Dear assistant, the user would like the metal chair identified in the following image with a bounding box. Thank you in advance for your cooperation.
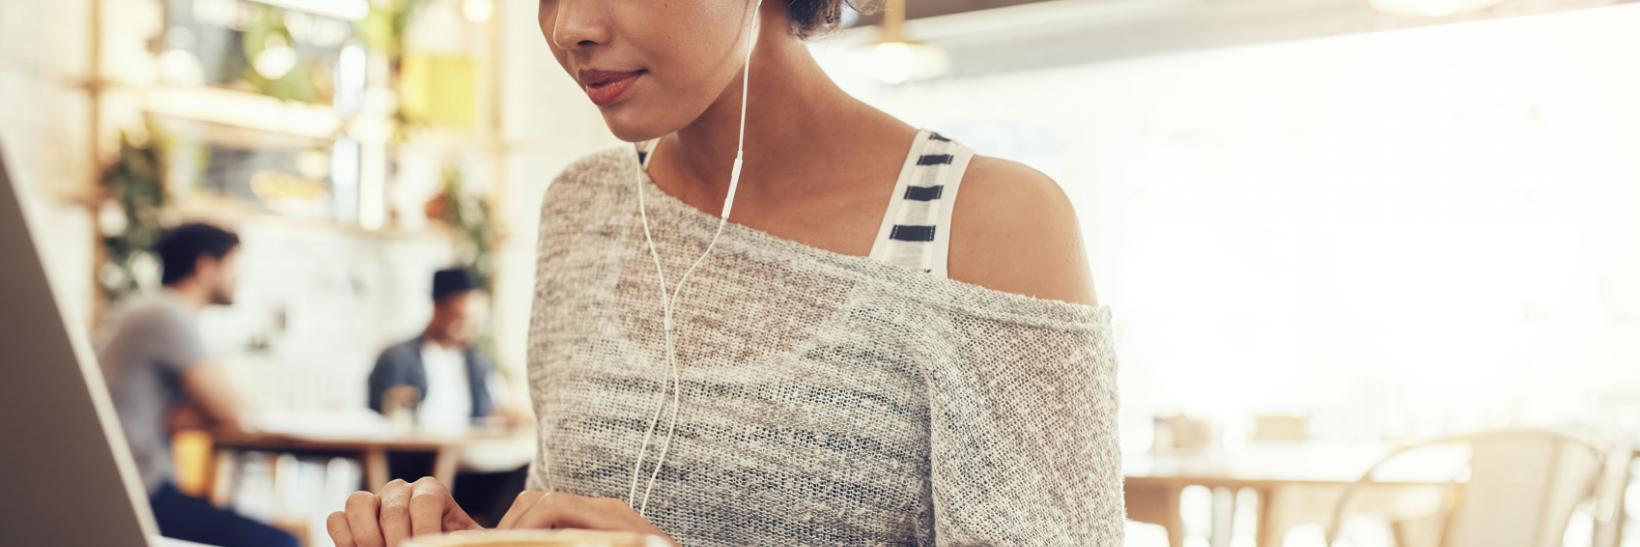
[1325,427,1628,547]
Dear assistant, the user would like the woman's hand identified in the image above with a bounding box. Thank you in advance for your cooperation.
[498,491,676,545]
[326,477,481,547]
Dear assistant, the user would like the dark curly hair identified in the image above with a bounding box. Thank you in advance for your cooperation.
[787,0,876,38]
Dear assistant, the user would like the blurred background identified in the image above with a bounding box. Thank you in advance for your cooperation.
[4,0,1640,545]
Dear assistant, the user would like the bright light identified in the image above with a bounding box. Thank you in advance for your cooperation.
[252,36,298,80]
[158,48,205,86]
[462,0,495,23]
[872,42,916,84]
[331,138,361,222]
[333,43,368,115]
[868,41,950,85]
[359,141,387,230]
[1368,0,1505,17]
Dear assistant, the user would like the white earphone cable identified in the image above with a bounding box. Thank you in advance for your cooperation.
[627,0,763,516]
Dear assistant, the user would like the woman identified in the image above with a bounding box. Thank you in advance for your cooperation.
[328,0,1121,545]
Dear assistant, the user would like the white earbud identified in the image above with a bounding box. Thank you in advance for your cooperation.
[627,0,765,517]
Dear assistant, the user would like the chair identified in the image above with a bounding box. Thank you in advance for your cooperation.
[1325,427,1628,547]
[1251,415,1311,443]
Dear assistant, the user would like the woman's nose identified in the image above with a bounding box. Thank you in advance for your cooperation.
[549,0,611,51]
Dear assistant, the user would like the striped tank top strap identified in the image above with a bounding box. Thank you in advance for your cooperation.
[867,130,975,278]
[636,138,658,169]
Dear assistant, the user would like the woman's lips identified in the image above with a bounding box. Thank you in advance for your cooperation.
[579,69,643,107]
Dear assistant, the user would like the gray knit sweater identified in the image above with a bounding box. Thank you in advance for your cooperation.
[524,147,1123,546]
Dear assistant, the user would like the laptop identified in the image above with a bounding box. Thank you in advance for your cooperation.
[0,147,203,546]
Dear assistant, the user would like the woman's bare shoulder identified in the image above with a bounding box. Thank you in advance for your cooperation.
[947,155,1099,306]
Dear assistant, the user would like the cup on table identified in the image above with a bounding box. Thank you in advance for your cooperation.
[402,529,670,547]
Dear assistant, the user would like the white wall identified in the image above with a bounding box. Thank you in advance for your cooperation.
[195,221,459,412]
[823,5,1640,441]
[489,0,622,380]
[0,0,99,330]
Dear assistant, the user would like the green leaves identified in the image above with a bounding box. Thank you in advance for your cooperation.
[98,126,170,303]
[361,0,432,61]
[430,167,499,291]
[240,5,322,103]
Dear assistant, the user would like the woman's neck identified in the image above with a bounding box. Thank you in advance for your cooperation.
[661,30,905,206]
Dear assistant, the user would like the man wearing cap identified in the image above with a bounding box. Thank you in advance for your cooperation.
[368,267,498,429]
[367,267,529,524]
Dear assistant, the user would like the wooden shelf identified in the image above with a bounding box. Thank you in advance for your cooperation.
[127,85,344,140]
[171,192,462,244]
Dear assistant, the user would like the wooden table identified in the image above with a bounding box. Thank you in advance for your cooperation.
[206,426,531,503]
[1125,443,1463,547]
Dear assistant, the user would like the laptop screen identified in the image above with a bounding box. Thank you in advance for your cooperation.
[0,149,160,545]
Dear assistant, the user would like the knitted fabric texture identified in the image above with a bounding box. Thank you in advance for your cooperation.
[524,147,1124,546]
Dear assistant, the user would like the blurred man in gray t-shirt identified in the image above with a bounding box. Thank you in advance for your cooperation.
[100,290,213,491]
[98,223,296,547]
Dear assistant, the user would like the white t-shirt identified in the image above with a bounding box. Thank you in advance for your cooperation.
[418,342,472,431]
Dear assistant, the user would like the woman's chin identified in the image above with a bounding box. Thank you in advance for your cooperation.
[600,107,672,144]
[599,95,712,144]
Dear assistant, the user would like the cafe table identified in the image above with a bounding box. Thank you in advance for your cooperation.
[203,413,532,505]
[1124,442,1464,547]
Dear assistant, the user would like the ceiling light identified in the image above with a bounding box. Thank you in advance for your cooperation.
[870,41,951,84]
[462,0,495,23]
[858,0,950,84]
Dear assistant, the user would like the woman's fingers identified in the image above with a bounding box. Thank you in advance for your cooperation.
[331,486,669,546]
[507,493,623,531]
[497,490,546,530]
[407,480,446,537]
[326,511,355,547]
[344,490,386,547]
[502,491,566,530]
[377,480,413,546]
[408,476,471,536]
[492,492,675,545]
[328,477,478,547]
